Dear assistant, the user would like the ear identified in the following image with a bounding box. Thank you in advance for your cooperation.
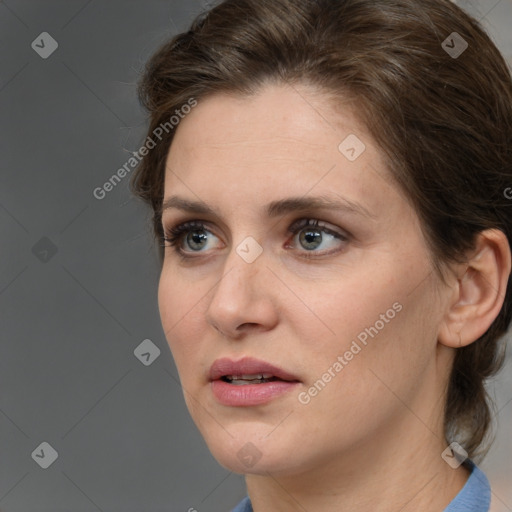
[438,229,511,348]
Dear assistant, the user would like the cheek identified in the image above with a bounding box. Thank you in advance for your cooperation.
[291,272,402,348]
[158,271,178,342]
[291,256,437,380]
[292,301,437,451]
[158,269,206,370]
[303,276,439,409]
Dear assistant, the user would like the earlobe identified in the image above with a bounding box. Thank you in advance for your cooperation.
[438,229,511,349]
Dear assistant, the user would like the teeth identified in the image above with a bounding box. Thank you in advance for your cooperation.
[226,373,274,380]
[223,373,278,384]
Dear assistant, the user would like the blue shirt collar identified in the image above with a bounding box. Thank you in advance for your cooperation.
[443,462,491,512]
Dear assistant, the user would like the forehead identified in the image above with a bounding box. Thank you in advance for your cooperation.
[168,84,367,157]
[163,83,401,221]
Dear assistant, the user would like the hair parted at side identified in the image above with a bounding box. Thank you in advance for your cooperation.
[131,0,512,461]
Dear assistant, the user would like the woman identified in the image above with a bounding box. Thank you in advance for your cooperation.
[130,0,512,510]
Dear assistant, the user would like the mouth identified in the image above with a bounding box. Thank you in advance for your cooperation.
[209,357,300,383]
[220,374,289,385]
[209,357,301,406]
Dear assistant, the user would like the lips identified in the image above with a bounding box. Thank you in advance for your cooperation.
[209,357,301,406]
[209,357,300,383]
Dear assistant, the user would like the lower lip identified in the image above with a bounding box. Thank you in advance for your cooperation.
[211,379,300,406]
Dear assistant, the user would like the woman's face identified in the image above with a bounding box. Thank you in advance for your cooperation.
[159,83,452,476]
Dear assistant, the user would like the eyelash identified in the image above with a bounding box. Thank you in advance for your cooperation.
[161,218,349,260]
[161,221,208,252]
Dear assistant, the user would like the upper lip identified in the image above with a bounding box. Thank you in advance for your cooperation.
[209,357,300,382]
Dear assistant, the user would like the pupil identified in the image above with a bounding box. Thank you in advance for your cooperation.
[300,229,322,250]
[188,230,208,250]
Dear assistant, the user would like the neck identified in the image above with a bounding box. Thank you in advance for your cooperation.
[245,410,470,512]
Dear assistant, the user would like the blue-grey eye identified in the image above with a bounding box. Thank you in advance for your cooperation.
[299,229,324,250]
[185,229,209,251]
[290,218,347,253]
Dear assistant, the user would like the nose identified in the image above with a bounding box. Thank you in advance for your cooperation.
[205,243,279,339]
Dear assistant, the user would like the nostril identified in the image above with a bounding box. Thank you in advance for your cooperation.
[239,322,259,330]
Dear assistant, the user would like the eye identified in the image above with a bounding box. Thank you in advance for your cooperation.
[161,221,222,255]
[286,218,348,256]
[162,218,349,260]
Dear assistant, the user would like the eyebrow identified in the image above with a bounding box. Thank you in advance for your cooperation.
[161,195,376,220]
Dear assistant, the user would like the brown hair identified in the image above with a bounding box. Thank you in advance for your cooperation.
[131,0,512,460]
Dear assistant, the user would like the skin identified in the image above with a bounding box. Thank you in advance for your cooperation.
[158,83,510,511]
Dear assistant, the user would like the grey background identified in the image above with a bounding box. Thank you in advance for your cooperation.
[0,1,511,511]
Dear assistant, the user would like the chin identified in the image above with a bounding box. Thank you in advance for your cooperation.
[202,427,305,476]
[213,447,295,476]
